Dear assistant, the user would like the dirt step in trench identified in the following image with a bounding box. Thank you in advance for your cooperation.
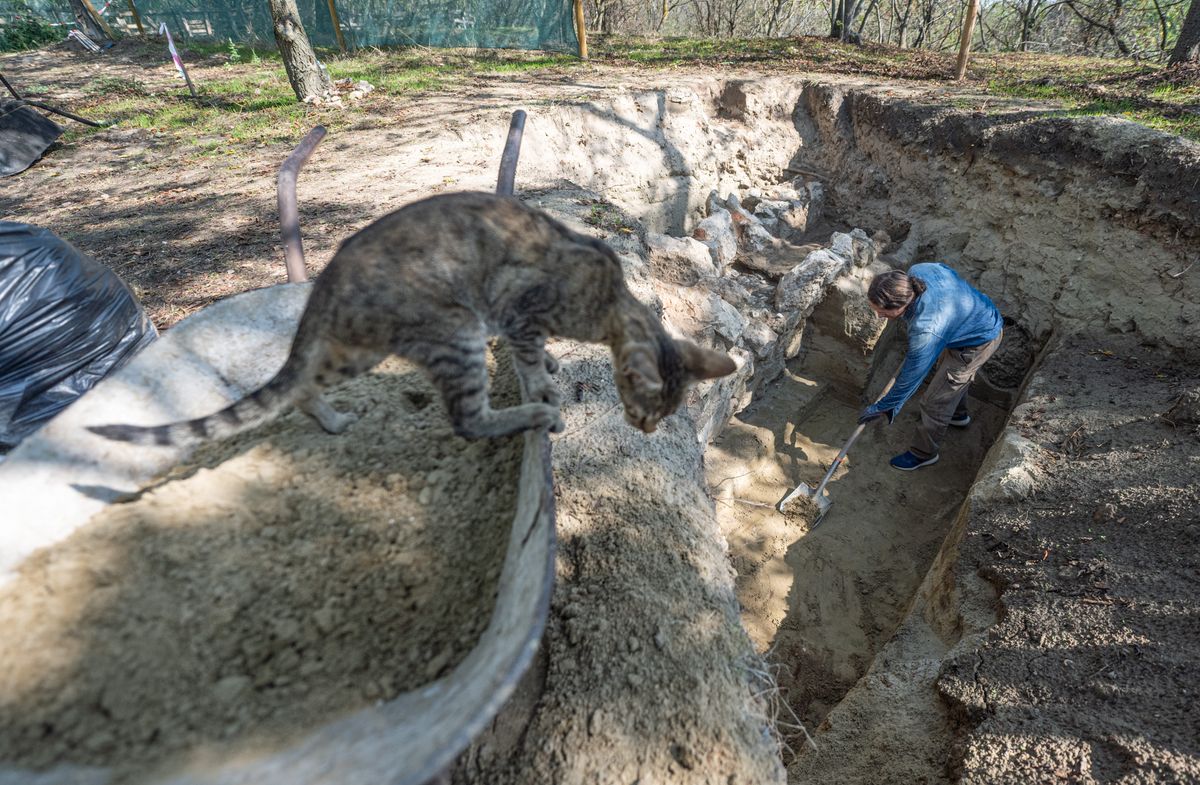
[707,363,1008,756]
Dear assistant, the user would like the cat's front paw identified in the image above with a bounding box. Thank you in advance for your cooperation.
[544,352,560,375]
[529,403,564,434]
[526,376,562,409]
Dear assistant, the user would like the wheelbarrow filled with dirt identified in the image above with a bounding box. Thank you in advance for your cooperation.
[0,280,556,785]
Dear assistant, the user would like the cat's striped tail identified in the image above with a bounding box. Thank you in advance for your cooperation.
[87,372,300,449]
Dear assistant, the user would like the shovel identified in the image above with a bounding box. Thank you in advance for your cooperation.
[776,367,900,525]
[776,423,867,525]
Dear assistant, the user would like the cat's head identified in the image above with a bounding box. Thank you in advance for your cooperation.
[615,337,737,433]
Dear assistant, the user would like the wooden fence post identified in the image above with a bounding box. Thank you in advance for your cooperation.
[80,0,117,39]
[125,0,145,35]
[326,0,347,53]
[955,0,980,80]
[573,0,588,60]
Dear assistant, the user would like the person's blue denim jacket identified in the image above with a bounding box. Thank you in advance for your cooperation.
[864,263,1003,421]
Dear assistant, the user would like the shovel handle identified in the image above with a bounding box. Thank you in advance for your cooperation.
[807,364,901,500]
[778,362,902,514]
[809,422,866,499]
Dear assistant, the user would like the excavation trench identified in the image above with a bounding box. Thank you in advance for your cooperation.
[706,316,1026,740]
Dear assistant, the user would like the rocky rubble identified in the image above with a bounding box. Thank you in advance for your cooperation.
[632,178,891,443]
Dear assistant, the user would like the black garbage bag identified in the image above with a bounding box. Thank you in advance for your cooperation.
[0,99,63,177]
[0,222,157,449]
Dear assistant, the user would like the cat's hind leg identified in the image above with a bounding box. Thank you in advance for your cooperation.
[299,341,387,434]
[297,393,356,434]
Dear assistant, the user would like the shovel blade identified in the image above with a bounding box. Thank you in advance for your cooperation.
[777,483,832,514]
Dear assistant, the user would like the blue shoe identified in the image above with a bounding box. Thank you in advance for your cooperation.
[890,451,939,471]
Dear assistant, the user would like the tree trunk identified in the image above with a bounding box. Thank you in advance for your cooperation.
[66,0,112,42]
[267,0,332,102]
[1170,0,1200,64]
[955,0,980,79]
[1018,0,1033,50]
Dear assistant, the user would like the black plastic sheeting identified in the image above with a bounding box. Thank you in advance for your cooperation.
[0,99,62,177]
[0,222,156,449]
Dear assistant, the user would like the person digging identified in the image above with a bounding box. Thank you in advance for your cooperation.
[859,264,1003,471]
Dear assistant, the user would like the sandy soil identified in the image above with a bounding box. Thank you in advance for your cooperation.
[0,358,522,782]
[938,333,1200,783]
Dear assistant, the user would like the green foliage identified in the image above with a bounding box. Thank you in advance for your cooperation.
[0,9,59,52]
[225,37,241,64]
[582,199,638,234]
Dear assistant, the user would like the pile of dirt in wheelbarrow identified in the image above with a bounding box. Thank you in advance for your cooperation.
[0,357,522,781]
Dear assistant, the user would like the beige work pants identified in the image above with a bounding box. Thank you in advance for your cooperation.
[910,331,1003,459]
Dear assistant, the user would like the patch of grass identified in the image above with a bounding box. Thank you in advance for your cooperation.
[69,68,352,156]
[984,76,1200,140]
[325,52,458,95]
[200,71,296,110]
[1066,100,1200,139]
[189,39,282,64]
[475,53,576,72]
[581,199,638,234]
[85,75,150,97]
[18,82,54,95]
[1147,81,1200,105]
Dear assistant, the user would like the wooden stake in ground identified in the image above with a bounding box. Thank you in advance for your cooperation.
[159,22,198,99]
[268,0,333,102]
[326,0,347,53]
[125,0,145,35]
[955,0,981,80]
[573,0,588,60]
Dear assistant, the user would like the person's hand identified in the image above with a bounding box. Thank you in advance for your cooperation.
[857,407,886,425]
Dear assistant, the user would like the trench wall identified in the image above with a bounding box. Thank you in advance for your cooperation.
[791,83,1200,353]
[505,78,1199,354]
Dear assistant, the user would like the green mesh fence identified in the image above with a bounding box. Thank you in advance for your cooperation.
[1,0,578,53]
[0,1,74,27]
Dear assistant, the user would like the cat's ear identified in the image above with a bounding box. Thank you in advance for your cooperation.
[677,339,737,381]
[621,346,663,394]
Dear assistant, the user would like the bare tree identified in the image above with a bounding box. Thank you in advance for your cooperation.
[764,0,797,35]
[1012,0,1062,50]
[854,0,880,38]
[890,0,916,46]
[1064,0,1133,55]
[1170,0,1200,62]
[830,0,863,39]
[267,0,333,101]
[910,0,956,48]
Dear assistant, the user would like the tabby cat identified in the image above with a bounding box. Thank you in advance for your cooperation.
[89,192,736,447]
